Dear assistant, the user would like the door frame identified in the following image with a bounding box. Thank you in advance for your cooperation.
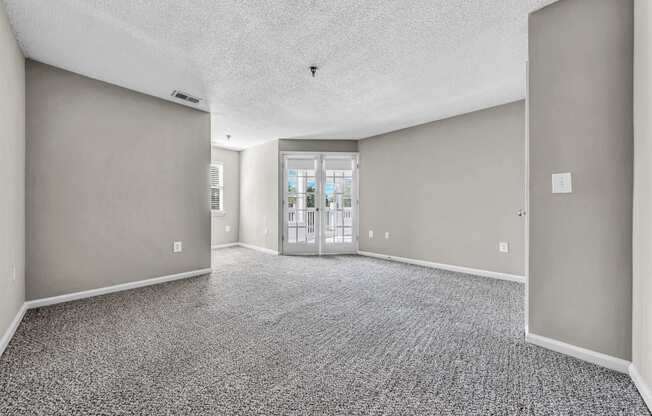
[279,151,360,256]
[524,61,531,334]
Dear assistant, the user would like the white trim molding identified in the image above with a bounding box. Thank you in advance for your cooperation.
[1,267,212,358]
[237,242,279,255]
[0,303,28,358]
[526,332,630,374]
[211,242,279,255]
[630,364,652,412]
[211,243,239,250]
[25,268,212,309]
[357,250,525,284]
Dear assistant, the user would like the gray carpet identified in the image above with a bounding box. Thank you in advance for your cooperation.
[0,247,649,415]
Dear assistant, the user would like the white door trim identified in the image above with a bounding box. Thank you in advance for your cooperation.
[524,60,531,334]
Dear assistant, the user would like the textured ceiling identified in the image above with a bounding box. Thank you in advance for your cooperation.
[4,0,557,149]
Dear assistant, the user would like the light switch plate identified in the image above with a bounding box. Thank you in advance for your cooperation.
[173,241,183,253]
[368,230,374,239]
[225,225,231,233]
[552,173,572,194]
[385,232,390,239]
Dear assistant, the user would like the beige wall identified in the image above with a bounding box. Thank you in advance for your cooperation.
[634,0,652,405]
[0,3,25,339]
[359,101,526,276]
[528,0,633,360]
[239,140,279,252]
[211,146,240,246]
[26,61,211,300]
[279,139,358,153]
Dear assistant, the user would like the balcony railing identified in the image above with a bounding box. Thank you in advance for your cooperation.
[287,208,353,244]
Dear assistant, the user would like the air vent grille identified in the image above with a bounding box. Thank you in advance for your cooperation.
[171,90,201,104]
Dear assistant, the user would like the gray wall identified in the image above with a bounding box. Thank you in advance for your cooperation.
[26,61,211,300]
[359,101,526,276]
[279,139,358,153]
[239,139,279,252]
[634,0,652,398]
[0,3,25,339]
[528,0,633,360]
[211,146,240,246]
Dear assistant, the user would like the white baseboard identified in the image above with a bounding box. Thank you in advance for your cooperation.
[525,332,630,373]
[630,364,652,412]
[357,250,525,284]
[211,243,239,249]
[25,268,212,309]
[0,303,28,358]
[237,242,279,255]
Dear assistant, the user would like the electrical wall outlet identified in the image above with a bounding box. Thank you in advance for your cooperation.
[11,264,16,282]
[225,225,231,233]
[499,242,509,253]
[385,232,390,239]
[173,241,183,253]
[368,230,374,239]
[264,228,269,235]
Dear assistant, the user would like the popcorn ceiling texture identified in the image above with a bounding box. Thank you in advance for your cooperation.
[2,0,557,148]
[0,247,649,415]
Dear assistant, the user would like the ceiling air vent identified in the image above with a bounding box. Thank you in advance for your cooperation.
[171,90,201,104]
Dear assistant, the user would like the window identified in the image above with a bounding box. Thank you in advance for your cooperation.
[210,162,224,214]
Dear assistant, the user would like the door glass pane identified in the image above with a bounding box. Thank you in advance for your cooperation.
[288,227,297,243]
[306,178,316,192]
[297,226,306,243]
[288,177,298,194]
[307,193,316,208]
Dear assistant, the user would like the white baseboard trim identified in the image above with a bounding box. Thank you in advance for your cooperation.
[357,250,525,284]
[0,303,28,358]
[211,243,239,249]
[237,243,279,255]
[630,364,652,412]
[25,268,213,309]
[525,332,630,373]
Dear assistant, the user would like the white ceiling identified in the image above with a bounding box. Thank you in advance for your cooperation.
[4,0,557,149]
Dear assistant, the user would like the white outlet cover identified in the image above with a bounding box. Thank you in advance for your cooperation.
[385,232,390,239]
[11,265,16,282]
[173,241,183,253]
[552,172,572,194]
[499,242,509,253]
[225,225,231,232]
[368,230,374,239]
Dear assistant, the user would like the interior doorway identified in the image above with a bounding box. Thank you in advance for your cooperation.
[281,152,359,255]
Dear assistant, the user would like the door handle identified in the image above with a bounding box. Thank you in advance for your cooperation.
[517,209,526,217]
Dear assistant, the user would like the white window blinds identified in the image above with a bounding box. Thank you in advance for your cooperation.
[210,162,224,211]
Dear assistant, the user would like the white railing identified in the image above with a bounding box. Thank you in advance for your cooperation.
[288,209,316,235]
[288,208,352,229]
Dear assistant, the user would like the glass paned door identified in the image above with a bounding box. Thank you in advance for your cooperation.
[322,157,357,254]
[282,153,358,255]
[283,156,320,254]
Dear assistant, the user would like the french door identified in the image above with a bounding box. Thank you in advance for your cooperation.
[282,153,358,255]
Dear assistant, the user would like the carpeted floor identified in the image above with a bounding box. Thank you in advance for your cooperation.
[0,247,649,415]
